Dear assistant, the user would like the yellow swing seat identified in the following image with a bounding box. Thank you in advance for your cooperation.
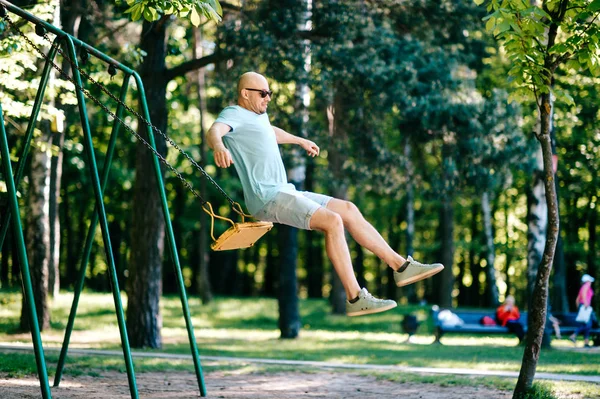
[211,221,273,251]
[204,202,273,251]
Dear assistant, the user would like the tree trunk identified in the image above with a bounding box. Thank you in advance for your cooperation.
[126,18,169,349]
[504,193,513,297]
[304,158,323,298]
[436,195,454,308]
[21,119,52,331]
[61,182,76,287]
[48,2,69,298]
[327,89,349,315]
[468,202,480,307]
[433,143,455,308]
[525,148,547,303]
[402,138,417,303]
[278,179,302,339]
[279,1,311,333]
[552,234,568,313]
[0,232,10,287]
[549,92,568,313]
[514,89,560,396]
[48,126,64,298]
[162,183,183,295]
[588,197,597,311]
[263,230,278,296]
[482,191,499,307]
[193,25,213,304]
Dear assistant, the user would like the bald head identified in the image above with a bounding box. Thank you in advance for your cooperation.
[237,72,272,114]
[237,72,268,97]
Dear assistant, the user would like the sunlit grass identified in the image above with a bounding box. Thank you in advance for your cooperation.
[1,290,599,380]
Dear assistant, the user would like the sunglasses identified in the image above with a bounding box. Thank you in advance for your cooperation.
[245,88,273,98]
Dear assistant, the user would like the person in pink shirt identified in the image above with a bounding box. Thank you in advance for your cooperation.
[569,274,595,347]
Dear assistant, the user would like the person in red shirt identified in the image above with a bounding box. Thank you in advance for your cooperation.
[496,295,525,343]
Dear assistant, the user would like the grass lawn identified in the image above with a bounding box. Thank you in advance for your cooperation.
[1,289,599,398]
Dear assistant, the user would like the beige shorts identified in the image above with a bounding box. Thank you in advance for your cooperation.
[253,190,332,230]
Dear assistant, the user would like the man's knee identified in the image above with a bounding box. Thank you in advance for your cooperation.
[310,208,344,232]
[338,200,362,223]
[328,199,360,218]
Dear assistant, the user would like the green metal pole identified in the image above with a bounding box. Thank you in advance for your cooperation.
[63,36,139,399]
[0,105,52,399]
[0,41,60,252]
[54,77,131,387]
[132,72,207,397]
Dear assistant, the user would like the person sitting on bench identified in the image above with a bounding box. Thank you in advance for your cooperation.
[496,295,525,343]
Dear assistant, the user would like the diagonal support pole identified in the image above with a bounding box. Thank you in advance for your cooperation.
[62,35,139,399]
[54,77,131,387]
[133,72,207,396]
[0,104,52,399]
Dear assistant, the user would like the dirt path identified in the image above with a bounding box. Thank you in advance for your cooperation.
[0,371,512,399]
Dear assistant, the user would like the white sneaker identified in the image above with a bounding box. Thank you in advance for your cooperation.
[394,256,444,287]
[346,288,397,317]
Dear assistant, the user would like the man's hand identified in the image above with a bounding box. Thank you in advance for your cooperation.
[213,144,234,168]
[300,138,319,157]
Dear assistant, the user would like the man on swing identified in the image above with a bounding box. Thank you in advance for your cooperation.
[208,72,444,316]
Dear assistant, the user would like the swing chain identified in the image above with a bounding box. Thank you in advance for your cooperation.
[2,11,245,212]
[2,12,211,206]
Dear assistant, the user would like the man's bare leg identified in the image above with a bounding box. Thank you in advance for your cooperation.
[309,207,361,300]
[326,199,406,271]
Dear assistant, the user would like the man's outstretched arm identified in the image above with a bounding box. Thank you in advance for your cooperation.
[273,126,319,157]
[207,122,234,168]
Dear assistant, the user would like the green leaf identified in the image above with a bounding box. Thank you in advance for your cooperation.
[549,43,568,54]
[474,0,485,5]
[190,7,201,26]
[496,19,511,33]
[143,8,153,21]
[126,3,143,21]
[207,0,223,16]
[589,0,600,12]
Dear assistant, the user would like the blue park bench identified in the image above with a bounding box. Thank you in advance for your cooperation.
[431,307,600,345]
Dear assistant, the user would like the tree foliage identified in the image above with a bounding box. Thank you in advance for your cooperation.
[477,0,600,104]
[116,0,223,25]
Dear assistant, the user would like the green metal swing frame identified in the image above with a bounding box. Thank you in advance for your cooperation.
[0,1,208,398]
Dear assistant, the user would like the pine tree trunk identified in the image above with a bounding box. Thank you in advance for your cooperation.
[327,89,349,315]
[433,143,455,308]
[482,191,499,307]
[588,198,597,310]
[1,233,10,287]
[193,26,213,304]
[436,195,454,308]
[47,2,68,298]
[304,159,323,298]
[468,202,480,307]
[48,128,63,298]
[278,179,302,339]
[21,119,52,331]
[126,18,169,349]
[279,2,311,332]
[263,231,278,296]
[402,138,417,303]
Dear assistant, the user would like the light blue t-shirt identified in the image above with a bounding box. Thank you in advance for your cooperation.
[215,105,294,214]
